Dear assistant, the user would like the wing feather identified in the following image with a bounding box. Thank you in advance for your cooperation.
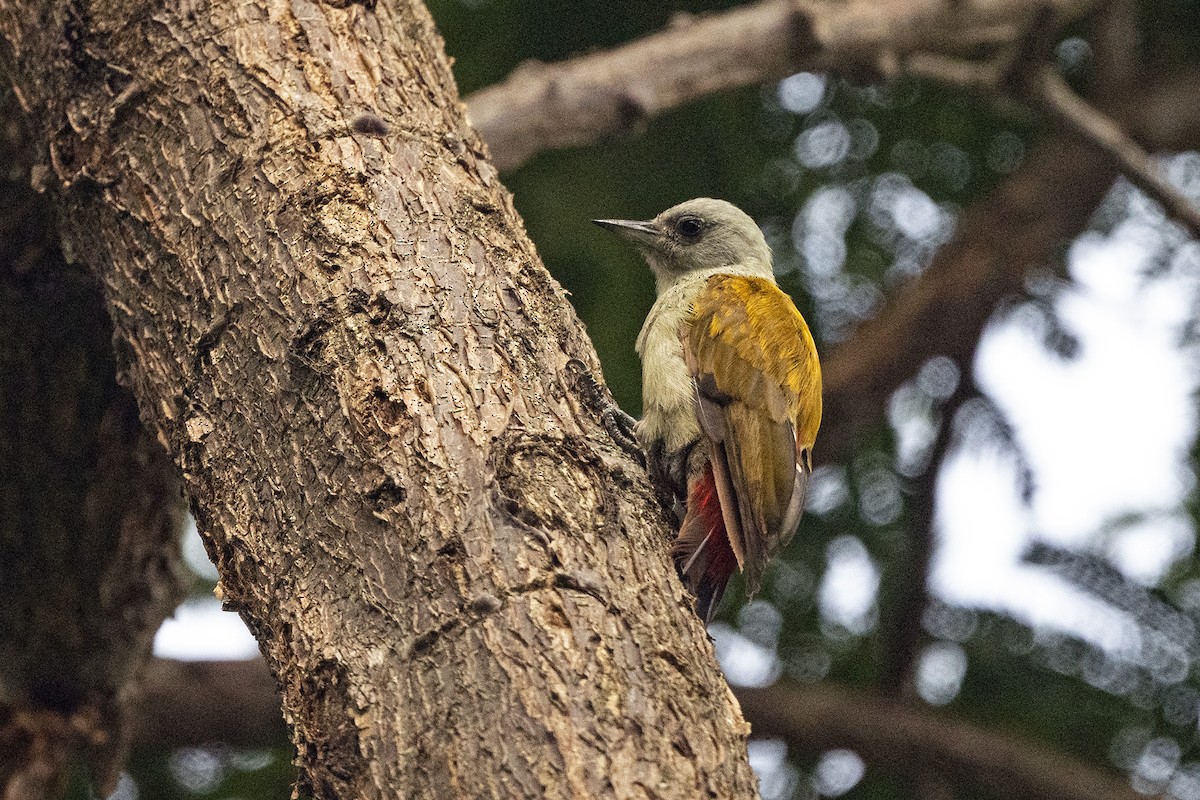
[707,442,746,567]
[683,274,822,595]
[779,462,811,555]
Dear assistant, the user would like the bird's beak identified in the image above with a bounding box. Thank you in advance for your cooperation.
[592,218,660,246]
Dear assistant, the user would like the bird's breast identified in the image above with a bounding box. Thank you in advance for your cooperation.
[635,272,728,454]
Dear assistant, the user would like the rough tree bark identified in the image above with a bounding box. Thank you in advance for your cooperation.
[0,96,186,799]
[0,0,760,798]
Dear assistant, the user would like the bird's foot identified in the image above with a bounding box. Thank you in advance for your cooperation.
[566,359,645,466]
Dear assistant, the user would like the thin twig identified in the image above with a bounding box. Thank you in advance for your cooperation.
[904,49,1200,240]
[901,51,1002,92]
[1030,66,1200,239]
[899,51,1036,123]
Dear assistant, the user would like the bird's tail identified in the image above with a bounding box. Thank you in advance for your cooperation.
[673,462,737,623]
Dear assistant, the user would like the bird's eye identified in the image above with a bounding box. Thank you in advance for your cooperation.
[676,216,703,240]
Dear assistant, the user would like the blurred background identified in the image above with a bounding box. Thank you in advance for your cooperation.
[105,0,1200,798]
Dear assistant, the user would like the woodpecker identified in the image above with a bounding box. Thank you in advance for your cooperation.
[595,198,822,622]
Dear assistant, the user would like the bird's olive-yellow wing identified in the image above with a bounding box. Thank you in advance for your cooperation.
[683,274,822,592]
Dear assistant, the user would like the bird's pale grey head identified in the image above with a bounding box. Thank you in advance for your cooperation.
[594,198,773,293]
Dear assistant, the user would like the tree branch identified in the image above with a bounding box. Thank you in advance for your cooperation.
[816,62,1200,459]
[466,0,1100,172]
[817,134,1116,458]
[466,6,1200,466]
[1029,66,1200,238]
[881,371,977,697]
[135,658,1143,800]
[737,681,1142,800]
[903,53,1200,239]
[135,659,287,749]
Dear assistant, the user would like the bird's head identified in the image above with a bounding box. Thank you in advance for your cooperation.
[594,198,773,293]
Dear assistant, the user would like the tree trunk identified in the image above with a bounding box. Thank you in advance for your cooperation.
[0,0,758,797]
[0,94,186,799]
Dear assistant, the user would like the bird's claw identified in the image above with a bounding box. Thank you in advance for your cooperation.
[566,359,645,466]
